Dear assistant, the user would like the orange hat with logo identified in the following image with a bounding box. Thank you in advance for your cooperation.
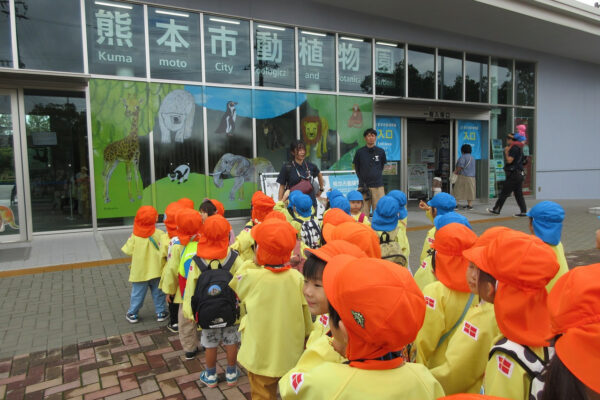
[176,208,202,246]
[324,221,381,258]
[177,197,195,210]
[133,206,157,238]
[321,208,354,240]
[251,191,275,223]
[197,214,232,260]
[323,256,425,370]
[305,240,367,262]
[164,202,183,238]
[251,218,297,265]
[431,223,477,293]
[263,210,287,222]
[548,263,600,394]
[463,230,558,346]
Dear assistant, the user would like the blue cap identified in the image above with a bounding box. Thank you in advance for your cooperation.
[330,196,351,215]
[433,212,472,230]
[526,201,564,245]
[388,190,408,220]
[294,193,313,218]
[427,192,456,216]
[327,189,344,201]
[346,190,363,202]
[371,196,400,232]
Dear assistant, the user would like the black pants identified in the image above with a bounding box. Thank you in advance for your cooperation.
[168,298,178,325]
[493,170,527,213]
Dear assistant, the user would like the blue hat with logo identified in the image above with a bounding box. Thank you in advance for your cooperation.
[526,201,564,246]
[372,196,400,232]
[427,192,456,216]
[327,189,344,201]
[330,196,351,215]
[346,190,363,202]
[294,193,313,218]
[388,190,408,220]
[434,212,472,231]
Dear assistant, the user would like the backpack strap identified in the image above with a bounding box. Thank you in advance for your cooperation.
[192,255,211,273]
[149,236,160,251]
[436,293,475,349]
[379,232,391,244]
[358,213,365,223]
[488,338,546,378]
[221,250,239,271]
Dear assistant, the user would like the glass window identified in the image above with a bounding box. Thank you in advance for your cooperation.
[298,94,337,170]
[204,15,251,85]
[515,61,535,106]
[205,87,253,217]
[465,53,488,103]
[338,37,372,94]
[489,107,513,198]
[490,58,513,105]
[0,94,21,239]
[408,45,435,99]
[24,90,91,231]
[0,4,12,68]
[16,0,83,72]
[375,41,404,96]
[148,7,202,82]
[438,49,463,101]
[338,96,373,170]
[254,23,295,89]
[298,30,335,92]
[86,0,146,77]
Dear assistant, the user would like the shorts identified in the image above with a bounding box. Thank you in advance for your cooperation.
[200,325,240,348]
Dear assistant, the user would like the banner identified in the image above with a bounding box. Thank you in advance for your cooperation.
[375,116,401,161]
[457,120,482,159]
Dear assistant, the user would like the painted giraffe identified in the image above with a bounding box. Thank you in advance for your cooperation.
[102,97,144,203]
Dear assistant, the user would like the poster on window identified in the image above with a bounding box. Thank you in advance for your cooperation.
[457,120,482,159]
[375,116,401,161]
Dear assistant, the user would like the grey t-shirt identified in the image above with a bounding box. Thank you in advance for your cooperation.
[457,154,476,177]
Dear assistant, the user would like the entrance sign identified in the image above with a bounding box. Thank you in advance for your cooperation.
[457,120,482,159]
[204,15,251,85]
[375,116,401,161]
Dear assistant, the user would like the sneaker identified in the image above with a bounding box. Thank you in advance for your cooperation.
[185,348,199,360]
[225,368,239,386]
[125,313,138,324]
[466,206,473,210]
[156,312,169,322]
[166,323,178,333]
[199,370,218,388]
[514,213,528,217]
[487,208,500,215]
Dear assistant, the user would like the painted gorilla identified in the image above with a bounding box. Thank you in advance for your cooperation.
[213,153,275,201]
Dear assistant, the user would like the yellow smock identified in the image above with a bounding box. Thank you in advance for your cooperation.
[305,313,330,349]
[419,226,436,265]
[230,222,256,263]
[291,334,345,373]
[230,267,312,377]
[414,253,436,290]
[350,212,371,226]
[121,229,168,282]
[159,238,183,302]
[546,242,569,291]
[397,218,410,260]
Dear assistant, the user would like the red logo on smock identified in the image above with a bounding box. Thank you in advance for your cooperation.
[497,355,514,378]
[290,373,304,393]
[424,296,436,309]
[319,314,329,327]
[462,321,479,340]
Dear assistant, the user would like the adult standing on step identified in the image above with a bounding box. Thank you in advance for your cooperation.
[488,132,528,216]
[353,128,387,216]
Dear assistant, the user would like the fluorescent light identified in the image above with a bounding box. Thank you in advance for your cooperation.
[209,17,240,25]
[340,36,364,42]
[156,10,189,18]
[257,24,285,31]
[301,30,326,37]
[94,1,132,9]
[377,41,398,47]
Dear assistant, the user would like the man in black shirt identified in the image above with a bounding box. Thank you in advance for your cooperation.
[487,133,528,216]
[353,128,387,216]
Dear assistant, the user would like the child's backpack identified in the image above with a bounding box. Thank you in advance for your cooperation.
[379,228,408,267]
[293,216,322,250]
[190,250,239,329]
[488,338,553,400]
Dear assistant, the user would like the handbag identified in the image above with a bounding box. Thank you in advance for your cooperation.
[290,179,313,194]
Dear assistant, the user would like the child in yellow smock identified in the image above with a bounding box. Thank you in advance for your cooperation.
[230,191,274,262]
[347,190,370,225]
[371,195,408,267]
[388,190,410,260]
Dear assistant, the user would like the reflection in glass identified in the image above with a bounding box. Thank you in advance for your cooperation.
[338,37,372,94]
[375,42,404,96]
[515,61,535,106]
[204,15,251,85]
[338,96,373,171]
[16,0,83,72]
[0,95,20,238]
[438,50,463,101]
[24,90,91,231]
[0,4,12,68]
[254,24,295,89]
[490,58,513,105]
[490,107,513,197]
[465,54,488,103]
[515,108,534,194]
[408,45,435,99]
[299,94,337,171]
[298,31,335,91]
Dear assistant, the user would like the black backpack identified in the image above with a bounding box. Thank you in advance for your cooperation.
[292,214,322,249]
[190,250,239,329]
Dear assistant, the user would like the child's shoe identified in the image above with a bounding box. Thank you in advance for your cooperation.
[225,367,239,386]
[185,347,199,360]
[166,323,178,333]
[199,370,218,388]
[125,313,138,324]
[156,312,169,322]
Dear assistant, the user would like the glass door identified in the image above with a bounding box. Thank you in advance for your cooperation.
[0,90,26,242]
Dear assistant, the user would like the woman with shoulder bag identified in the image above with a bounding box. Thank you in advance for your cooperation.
[453,144,476,210]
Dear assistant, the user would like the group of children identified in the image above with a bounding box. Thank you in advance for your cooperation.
[121,190,600,400]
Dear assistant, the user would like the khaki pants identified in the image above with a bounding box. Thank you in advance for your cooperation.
[247,371,280,400]
[178,304,198,352]
[361,186,385,216]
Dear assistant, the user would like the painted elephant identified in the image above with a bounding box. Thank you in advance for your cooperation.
[213,153,275,200]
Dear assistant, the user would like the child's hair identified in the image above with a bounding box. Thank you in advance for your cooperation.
[303,253,327,281]
[199,199,217,216]
[540,354,587,400]
[328,302,342,329]
[434,170,442,178]
[478,268,496,288]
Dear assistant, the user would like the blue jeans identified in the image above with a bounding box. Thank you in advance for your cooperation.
[128,278,166,315]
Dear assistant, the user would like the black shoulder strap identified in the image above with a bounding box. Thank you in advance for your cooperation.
[488,339,545,378]
[192,255,210,273]
[221,250,239,271]
[380,231,391,244]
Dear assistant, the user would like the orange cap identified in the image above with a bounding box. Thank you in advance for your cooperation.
[323,256,425,370]
[164,202,183,238]
[133,206,157,238]
[469,230,558,346]
[324,221,381,258]
[431,223,477,292]
[197,214,232,260]
[251,191,275,223]
[251,219,297,265]
[177,197,195,210]
[176,209,202,246]
[207,199,225,216]
[264,210,287,222]
[305,240,367,262]
[548,263,600,394]
[440,395,511,400]
[321,208,355,240]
